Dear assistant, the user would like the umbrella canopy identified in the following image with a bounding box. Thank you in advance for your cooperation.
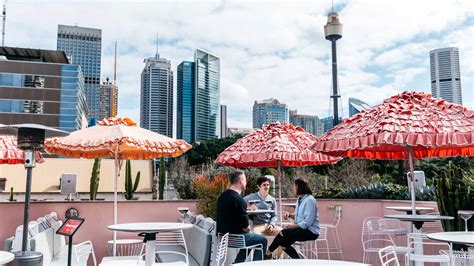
[311,91,474,216]
[44,117,191,159]
[0,134,44,164]
[311,91,474,159]
[216,122,341,167]
[43,116,191,256]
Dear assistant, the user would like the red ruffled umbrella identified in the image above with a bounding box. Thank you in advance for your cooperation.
[216,122,341,222]
[0,134,43,164]
[311,91,474,214]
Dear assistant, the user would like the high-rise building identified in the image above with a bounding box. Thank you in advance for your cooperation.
[57,24,102,120]
[220,105,227,138]
[0,47,87,132]
[253,98,289,129]
[430,47,462,105]
[99,77,118,119]
[140,53,173,137]
[289,110,323,136]
[194,49,220,142]
[320,116,342,133]
[348,97,371,117]
[177,61,195,143]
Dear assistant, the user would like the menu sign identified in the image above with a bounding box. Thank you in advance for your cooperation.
[56,218,84,236]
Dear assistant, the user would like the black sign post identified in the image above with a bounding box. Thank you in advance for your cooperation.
[56,217,85,266]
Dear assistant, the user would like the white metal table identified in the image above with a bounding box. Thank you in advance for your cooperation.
[385,206,434,214]
[234,259,370,265]
[108,222,193,266]
[427,232,474,246]
[0,251,14,265]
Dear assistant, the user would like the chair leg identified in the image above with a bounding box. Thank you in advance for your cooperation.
[325,240,330,260]
[334,228,343,259]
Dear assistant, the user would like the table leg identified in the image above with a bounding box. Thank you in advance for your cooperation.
[412,222,425,266]
[139,233,157,266]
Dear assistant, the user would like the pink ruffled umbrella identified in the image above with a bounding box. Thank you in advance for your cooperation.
[0,133,43,164]
[311,91,474,214]
[216,122,341,222]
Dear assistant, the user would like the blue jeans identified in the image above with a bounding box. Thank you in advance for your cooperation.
[234,232,268,263]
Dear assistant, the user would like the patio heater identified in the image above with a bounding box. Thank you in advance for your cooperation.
[0,124,68,266]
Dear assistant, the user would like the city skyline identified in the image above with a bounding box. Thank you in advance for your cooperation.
[5,0,473,129]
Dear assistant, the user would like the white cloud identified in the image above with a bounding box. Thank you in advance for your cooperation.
[4,0,473,129]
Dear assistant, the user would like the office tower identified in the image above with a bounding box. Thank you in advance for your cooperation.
[320,116,342,133]
[289,110,323,136]
[99,77,118,119]
[220,105,227,138]
[140,53,173,137]
[324,9,343,127]
[430,47,462,105]
[227,127,257,137]
[253,98,289,129]
[57,24,102,120]
[348,97,371,117]
[0,47,87,132]
[194,49,220,142]
[177,61,195,143]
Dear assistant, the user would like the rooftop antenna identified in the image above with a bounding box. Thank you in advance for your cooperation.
[113,41,117,85]
[155,32,159,59]
[2,0,6,46]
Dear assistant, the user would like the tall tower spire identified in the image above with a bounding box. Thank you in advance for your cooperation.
[113,41,117,85]
[1,0,6,46]
[324,6,343,127]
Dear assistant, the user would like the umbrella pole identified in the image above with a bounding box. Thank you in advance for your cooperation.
[408,147,416,216]
[21,151,35,251]
[113,155,123,256]
[278,161,283,227]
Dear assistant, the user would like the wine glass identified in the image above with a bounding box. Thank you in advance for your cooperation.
[177,207,189,216]
[458,210,473,232]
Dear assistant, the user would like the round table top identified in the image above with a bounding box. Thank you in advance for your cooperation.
[108,222,193,233]
[427,232,474,245]
[234,259,370,266]
[384,214,454,222]
[385,206,434,212]
[458,210,474,215]
[0,251,15,264]
[247,209,275,214]
[281,203,297,206]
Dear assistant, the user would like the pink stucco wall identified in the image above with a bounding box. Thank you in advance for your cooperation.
[0,199,439,263]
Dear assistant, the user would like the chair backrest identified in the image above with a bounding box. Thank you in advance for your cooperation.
[379,246,400,266]
[226,234,246,249]
[216,233,229,266]
[30,228,54,264]
[361,217,383,243]
[362,238,395,251]
[155,230,188,266]
[12,221,39,252]
[36,217,48,232]
[331,205,342,226]
[73,241,97,266]
[407,233,451,263]
[379,219,401,230]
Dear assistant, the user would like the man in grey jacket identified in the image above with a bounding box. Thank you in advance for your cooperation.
[244,176,282,258]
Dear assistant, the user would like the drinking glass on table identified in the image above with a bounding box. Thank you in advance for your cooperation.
[458,211,473,232]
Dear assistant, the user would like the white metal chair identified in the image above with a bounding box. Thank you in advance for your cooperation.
[220,233,264,262]
[154,230,189,265]
[107,239,144,256]
[378,246,401,266]
[297,226,330,259]
[440,250,474,266]
[320,205,343,259]
[407,233,451,265]
[378,218,408,246]
[73,240,97,266]
[216,233,229,266]
[362,218,406,265]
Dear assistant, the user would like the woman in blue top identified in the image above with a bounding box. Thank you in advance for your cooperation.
[266,179,320,259]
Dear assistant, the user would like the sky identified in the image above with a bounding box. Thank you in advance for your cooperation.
[5,0,474,129]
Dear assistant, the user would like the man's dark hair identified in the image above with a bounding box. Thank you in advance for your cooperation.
[229,170,245,185]
[256,176,271,186]
[294,178,312,195]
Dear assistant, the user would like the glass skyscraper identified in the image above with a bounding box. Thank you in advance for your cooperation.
[177,61,195,143]
[194,49,220,142]
[57,24,102,120]
[253,98,289,129]
[289,110,323,136]
[348,97,371,117]
[140,53,173,138]
[430,47,462,105]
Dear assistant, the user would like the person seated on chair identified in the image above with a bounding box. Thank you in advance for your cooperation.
[266,178,320,259]
[216,170,268,262]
